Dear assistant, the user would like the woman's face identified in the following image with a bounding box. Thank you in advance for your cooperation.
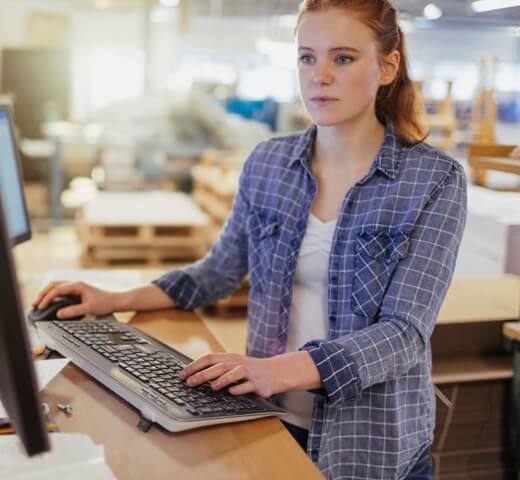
[296,8,398,127]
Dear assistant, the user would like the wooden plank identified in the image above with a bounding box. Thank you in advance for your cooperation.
[82,192,209,226]
[82,245,207,267]
[432,355,512,384]
[503,321,520,342]
[468,155,520,176]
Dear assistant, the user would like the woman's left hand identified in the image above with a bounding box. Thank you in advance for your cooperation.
[179,351,322,398]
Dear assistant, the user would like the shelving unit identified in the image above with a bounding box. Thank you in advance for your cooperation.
[431,275,520,478]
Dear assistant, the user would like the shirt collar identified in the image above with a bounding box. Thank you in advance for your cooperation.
[289,120,403,180]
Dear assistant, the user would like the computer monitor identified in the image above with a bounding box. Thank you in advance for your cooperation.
[0,193,49,456]
[0,104,31,245]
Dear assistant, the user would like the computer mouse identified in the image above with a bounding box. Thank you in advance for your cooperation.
[27,296,84,324]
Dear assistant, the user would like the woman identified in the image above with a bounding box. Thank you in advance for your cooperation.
[35,1,467,478]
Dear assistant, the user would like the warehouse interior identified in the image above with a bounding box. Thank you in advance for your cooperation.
[1,0,520,478]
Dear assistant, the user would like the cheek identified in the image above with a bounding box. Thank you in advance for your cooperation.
[343,63,381,95]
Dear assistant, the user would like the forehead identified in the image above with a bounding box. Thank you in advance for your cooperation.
[297,8,376,51]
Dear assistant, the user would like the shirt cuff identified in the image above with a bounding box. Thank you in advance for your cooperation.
[301,340,362,406]
[151,270,200,310]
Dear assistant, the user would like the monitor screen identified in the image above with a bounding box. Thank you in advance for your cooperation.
[0,105,31,245]
[0,193,49,456]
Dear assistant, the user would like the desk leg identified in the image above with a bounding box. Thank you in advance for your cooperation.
[510,342,520,478]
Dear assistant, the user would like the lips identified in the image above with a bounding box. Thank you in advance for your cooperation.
[310,96,339,105]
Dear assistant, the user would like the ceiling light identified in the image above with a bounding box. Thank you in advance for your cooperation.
[95,0,112,8]
[423,3,442,20]
[160,0,180,7]
[471,0,520,12]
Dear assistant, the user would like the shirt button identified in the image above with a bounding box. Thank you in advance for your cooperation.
[329,315,336,322]
[338,235,345,242]
[331,276,339,283]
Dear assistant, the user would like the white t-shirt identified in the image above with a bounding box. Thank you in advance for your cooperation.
[278,213,337,430]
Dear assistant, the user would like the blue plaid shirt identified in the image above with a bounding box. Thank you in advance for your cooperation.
[153,121,467,480]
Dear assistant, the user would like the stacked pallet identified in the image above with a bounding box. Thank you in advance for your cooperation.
[192,150,249,315]
[78,191,210,267]
[192,149,244,242]
[415,80,457,152]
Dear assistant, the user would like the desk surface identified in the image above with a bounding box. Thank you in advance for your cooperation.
[40,309,323,480]
[437,275,520,324]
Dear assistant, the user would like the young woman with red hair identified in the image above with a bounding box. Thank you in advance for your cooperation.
[36,1,466,478]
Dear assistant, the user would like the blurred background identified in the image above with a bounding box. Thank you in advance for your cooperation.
[3,2,520,478]
[1,0,520,293]
[2,0,520,305]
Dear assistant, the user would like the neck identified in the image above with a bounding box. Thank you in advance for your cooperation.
[314,112,386,168]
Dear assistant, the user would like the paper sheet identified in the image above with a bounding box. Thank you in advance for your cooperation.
[0,433,116,479]
[0,359,70,421]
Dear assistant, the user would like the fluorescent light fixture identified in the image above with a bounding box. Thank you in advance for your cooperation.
[471,0,520,12]
[160,0,180,7]
[423,3,442,20]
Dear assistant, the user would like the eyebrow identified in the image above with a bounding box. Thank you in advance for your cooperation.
[298,46,360,53]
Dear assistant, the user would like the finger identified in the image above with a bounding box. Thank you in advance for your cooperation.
[38,282,83,310]
[229,380,255,396]
[33,281,63,307]
[185,363,230,387]
[211,365,248,391]
[180,353,230,379]
[56,304,87,320]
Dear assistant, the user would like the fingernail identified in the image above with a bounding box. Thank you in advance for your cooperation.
[187,377,195,386]
[212,382,220,390]
[178,371,186,379]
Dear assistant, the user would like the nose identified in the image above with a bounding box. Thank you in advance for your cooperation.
[313,61,333,85]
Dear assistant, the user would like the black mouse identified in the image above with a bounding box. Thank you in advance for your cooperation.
[28,296,84,324]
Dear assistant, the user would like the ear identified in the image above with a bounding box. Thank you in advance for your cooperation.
[380,50,400,86]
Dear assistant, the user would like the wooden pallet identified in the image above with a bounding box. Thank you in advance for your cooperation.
[191,161,239,228]
[77,192,211,265]
[81,245,207,268]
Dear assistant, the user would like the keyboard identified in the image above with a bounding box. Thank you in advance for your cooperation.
[36,317,285,432]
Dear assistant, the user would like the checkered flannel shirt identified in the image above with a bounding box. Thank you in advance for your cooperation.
[153,121,467,479]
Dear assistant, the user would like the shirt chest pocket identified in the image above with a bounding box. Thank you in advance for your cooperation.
[246,211,280,293]
[351,230,410,320]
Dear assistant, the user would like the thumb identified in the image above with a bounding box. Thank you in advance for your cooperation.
[57,304,87,319]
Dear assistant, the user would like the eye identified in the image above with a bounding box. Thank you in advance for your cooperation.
[335,55,353,65]
[299,54,315,64]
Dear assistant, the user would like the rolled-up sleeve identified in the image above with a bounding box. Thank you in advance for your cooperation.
[152,151,254,310]
[302,162,467,406]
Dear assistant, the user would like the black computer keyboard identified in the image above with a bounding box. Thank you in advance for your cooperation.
[49,319,274,419]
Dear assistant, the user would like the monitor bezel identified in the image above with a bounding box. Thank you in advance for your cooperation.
[0,192,49,456]
[0,103,32,246]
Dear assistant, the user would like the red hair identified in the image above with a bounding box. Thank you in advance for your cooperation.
[296,0,425,146]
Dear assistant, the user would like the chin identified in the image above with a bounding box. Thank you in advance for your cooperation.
[310,114,351,127]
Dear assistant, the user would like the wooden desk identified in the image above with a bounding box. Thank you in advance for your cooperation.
[39,309,323,480]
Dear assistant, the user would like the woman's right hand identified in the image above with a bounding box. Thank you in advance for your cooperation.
[33,281,119,319]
